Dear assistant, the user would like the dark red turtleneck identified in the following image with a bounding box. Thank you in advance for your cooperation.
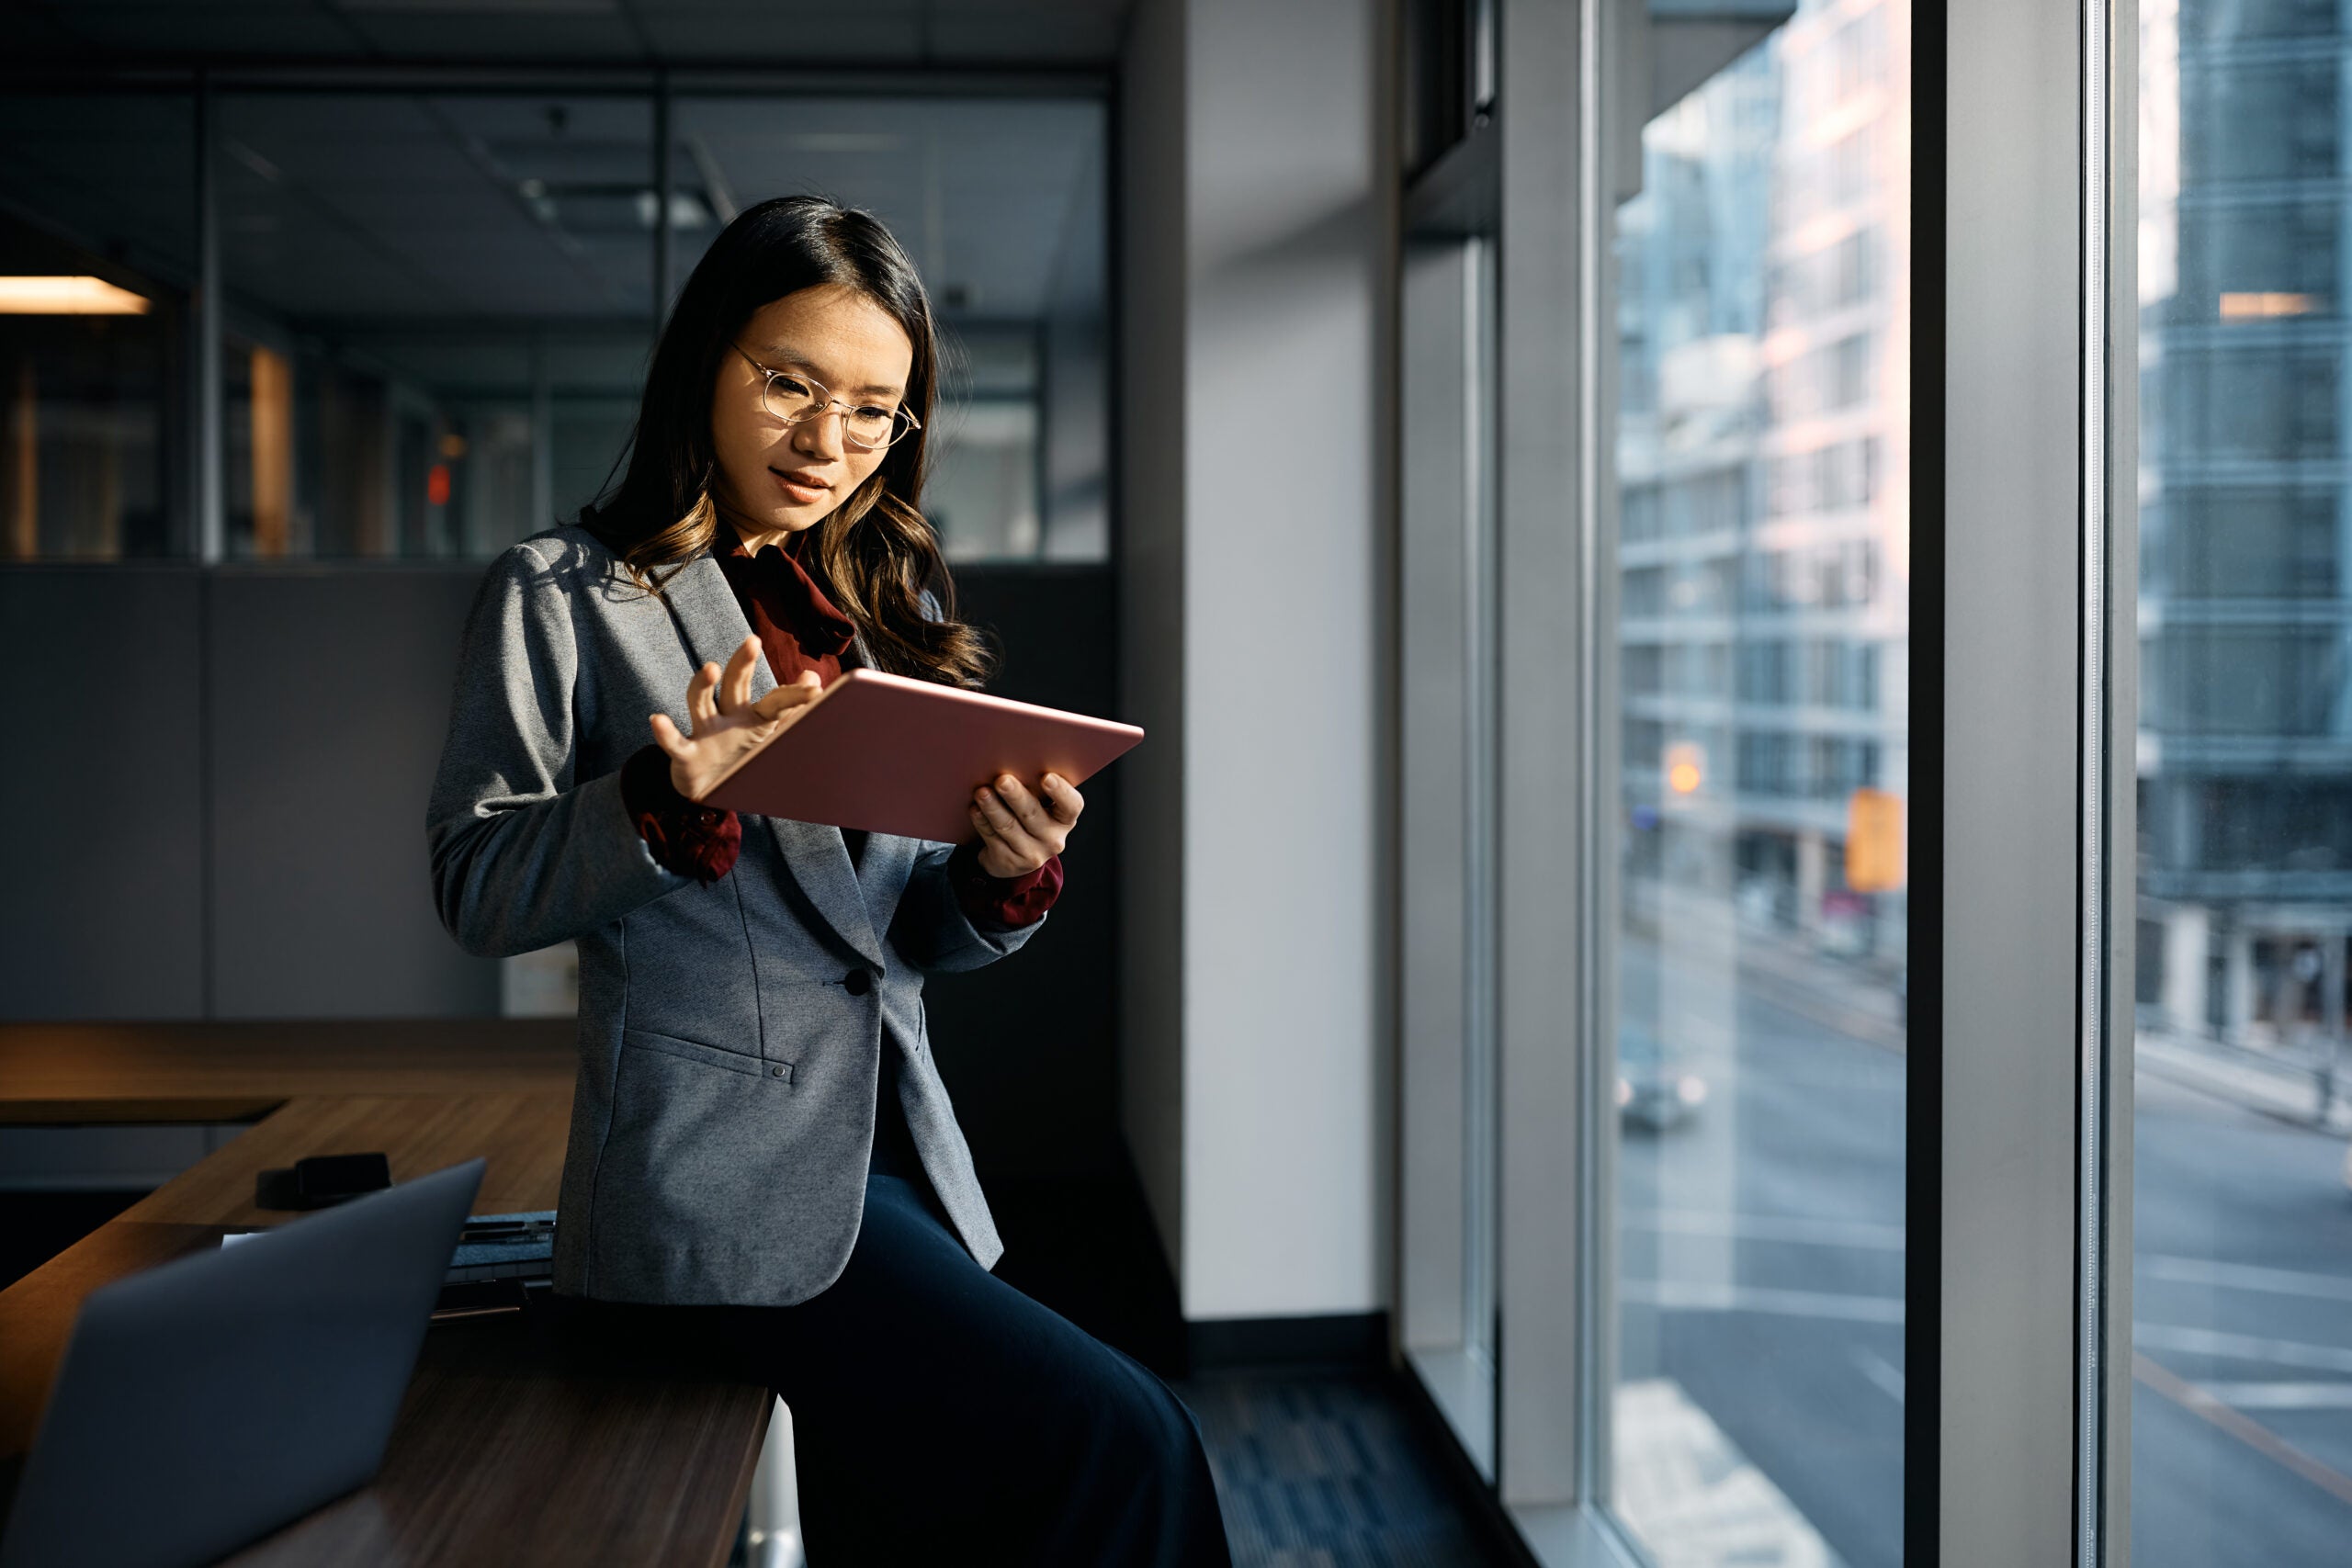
[617,527,1064,931]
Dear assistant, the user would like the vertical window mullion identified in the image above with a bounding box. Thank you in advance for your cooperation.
[2098,0,2138,1551]
[1494,0,1596,1515]
[1939,0,2099,1560]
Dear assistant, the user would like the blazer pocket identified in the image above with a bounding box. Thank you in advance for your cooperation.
[620,1026,779,1080]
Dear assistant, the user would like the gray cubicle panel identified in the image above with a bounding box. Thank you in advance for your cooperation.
[0,567,207,1019]
[206,566,501,1019]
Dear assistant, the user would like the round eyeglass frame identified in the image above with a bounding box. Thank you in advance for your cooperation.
[732,344,922,452]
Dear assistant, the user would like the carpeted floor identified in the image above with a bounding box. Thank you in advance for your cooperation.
[987,1170,1508,1566]
[1172,1368,1505,1568]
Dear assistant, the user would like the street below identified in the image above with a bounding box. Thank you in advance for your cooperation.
[1618,933,2352,1568]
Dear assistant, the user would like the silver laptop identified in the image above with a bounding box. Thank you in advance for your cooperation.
[0,1158,484,1568]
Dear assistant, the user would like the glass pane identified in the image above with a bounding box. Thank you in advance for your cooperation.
[1604,2,1909,1562]
[2132,1,2352,1560]
[217,93,656,559]
[671,96,1108,562]
[0,95,196,559]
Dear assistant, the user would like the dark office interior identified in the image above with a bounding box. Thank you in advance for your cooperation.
[6,1,2352,1566]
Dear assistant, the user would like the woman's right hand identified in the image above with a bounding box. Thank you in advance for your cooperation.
[650,635,825,801]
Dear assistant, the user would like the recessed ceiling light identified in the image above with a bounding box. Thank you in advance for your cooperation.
[0,277,153,315]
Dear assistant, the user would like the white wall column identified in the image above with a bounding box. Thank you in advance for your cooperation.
[1119,0,1390,1324]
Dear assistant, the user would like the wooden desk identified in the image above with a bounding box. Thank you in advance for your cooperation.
[0,1020,579,1123]
[0,1027,774,1567]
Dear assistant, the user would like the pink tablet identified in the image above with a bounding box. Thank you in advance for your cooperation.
[699,667,1146,842]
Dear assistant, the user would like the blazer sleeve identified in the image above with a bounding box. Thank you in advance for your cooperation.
[889,837,1050,973]
[426,541,690,957]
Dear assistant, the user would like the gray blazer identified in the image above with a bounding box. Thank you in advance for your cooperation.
[425,524,1043,1306]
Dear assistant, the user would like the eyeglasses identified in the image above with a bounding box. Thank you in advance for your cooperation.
[733,344,922,452]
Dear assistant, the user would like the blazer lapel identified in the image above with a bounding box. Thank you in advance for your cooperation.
[662,550,778,699]
[660,551,886,970]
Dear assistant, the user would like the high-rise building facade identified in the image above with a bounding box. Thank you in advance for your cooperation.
[1619,0,1909,979]
[2138,0,2352,1079]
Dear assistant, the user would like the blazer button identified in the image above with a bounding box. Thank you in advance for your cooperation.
[843,969,873,997]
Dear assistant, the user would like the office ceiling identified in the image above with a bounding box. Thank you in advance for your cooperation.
[0,85,1105,354]
[7,0,1132,69]
[0,2,1114,401]
[208,93,1107,323]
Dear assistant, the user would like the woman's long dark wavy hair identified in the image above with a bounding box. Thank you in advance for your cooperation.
[580,195,992,688]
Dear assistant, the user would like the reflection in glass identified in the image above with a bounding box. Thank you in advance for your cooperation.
[214,95,658,561]
[0,96,195,560]
[2132,1,2352,1561]
[0,287,175,560]
[1607,1,1908,1562]
[0,90,1109,565]
[671,96,1108,562]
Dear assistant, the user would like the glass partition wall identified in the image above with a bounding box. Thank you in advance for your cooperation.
[2131,0,2352,1560]
[0,81,1108,566]
[214,92,657,562]
[0,94,197,559]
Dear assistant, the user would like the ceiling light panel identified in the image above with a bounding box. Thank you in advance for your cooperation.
[0,276,153,314]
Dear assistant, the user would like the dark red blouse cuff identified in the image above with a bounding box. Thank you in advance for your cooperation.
[621,744,742,885]
[945,840,1065,930]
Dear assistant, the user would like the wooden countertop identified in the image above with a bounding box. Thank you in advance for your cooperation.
[0,1020,579,1122]
[0,1027,773,1567]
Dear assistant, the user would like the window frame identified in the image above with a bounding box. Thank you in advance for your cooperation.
[1394,0,2141,1561]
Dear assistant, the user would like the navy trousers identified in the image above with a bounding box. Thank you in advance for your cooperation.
[551,1166,1231,1567]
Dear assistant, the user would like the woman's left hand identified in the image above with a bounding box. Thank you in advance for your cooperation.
[970,773,1084,877]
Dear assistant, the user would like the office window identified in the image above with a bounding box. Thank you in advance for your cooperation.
[0,95,196,559]
[1804,638,1878,712]
[2146,490,2341,600]
[1622,483,1652,540]
[2182,60,2337,183]
[0,288,177,560]
[2170,347,2341,461]
[212,94,657,562]
[924,329,1046,561]
[1769,226,1871,329]
[1787,124,1877,224]
[1738,639,1795,705]
[2134,0,2352,1560]
[0,88,1107,566]
[2179,0,2335,39]
[2174,204,2339,324]
[671,96,1109,563]
[1769,332,1872,421]
[1770,440,1870,518]
[1606,3,1909,1563]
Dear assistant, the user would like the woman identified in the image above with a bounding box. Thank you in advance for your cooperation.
[427,196,1228,1566]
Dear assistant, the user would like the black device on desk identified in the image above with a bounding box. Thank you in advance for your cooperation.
[0,1158,483,1568]
[253,1150,392,1211]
